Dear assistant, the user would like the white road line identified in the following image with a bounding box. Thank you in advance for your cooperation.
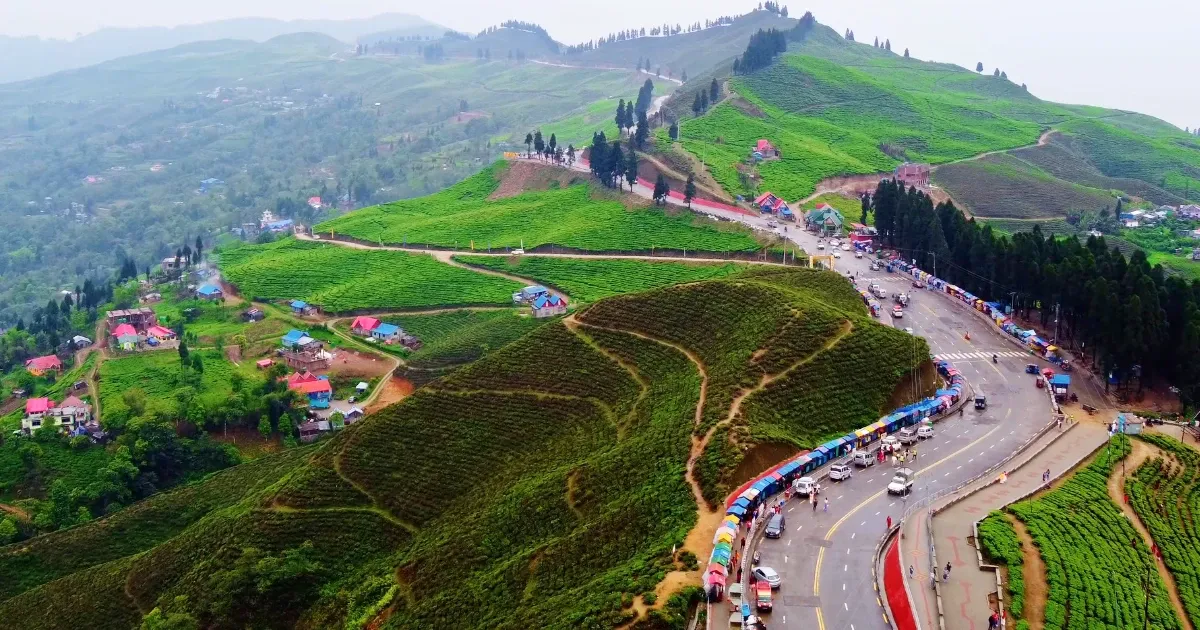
[843,583,846,591]
[844,564,848,571]
[836,495,844,501]
[860,521,866,526]
[784,555,788,563]
[851,532,856,539]
[874,511,880,515]
[944,472,950,477]
[788,539,792,546]
[844,602,849,610]
[957,465,962,470]
[797,525,803,531]
[968,458,974,463]
[990,444,996,449]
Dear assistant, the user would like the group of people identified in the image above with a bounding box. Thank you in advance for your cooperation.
[888,445,917,466]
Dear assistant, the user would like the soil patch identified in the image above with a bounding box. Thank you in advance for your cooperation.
[729,96,765,118]
[1009,515,1049,627]
[0,503,31,522]
[884,359,939,411]
[729,441,800,487]
[490,160,586,199]
[224,345,242,364]
[366,376,414,414]
[328,348,394,379]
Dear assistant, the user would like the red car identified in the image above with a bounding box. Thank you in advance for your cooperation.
[756,581,773,612]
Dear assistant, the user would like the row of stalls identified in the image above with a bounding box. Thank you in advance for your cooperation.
[887,259,1062,361]
[856,287,883,318]
[705,360,967,596]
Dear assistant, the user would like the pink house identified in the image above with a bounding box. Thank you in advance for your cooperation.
[894,163,930,188]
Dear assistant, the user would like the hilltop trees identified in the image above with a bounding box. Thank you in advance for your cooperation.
[710,78,721,103]
[634,79,655,116]
[524,133,533,157]
[734,28,788,73]
[625,151,639,192]
[976,62,984,72]
[692,91,710,115]
[684,173,697,208]
[588,132,629,189]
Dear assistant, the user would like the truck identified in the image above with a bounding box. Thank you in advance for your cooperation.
[887,468,914,495]
[895,293,909,307]
[1050,374,1071,402]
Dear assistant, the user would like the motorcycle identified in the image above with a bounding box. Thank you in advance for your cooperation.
[992,354,998,364]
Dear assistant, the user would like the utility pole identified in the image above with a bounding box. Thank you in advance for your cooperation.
[1053,303,1061,345]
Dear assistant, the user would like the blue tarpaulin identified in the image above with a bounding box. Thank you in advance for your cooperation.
[726,504,747,519]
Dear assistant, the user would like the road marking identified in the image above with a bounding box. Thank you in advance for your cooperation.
[874,511,880,515]
[968,458,974,463]
[944,472,950,477]
[845,564,848,571]
[797,525,803,531]
[851,532,856,539]
[957,465,962,470]
[788,507,794,513]
[788,539,792,546]
[784,555,788,563]
[844,602,849,610]
[843,583,846,591]
[836,495,844,500]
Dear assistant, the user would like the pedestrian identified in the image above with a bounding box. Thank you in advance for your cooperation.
[824,497,829,512]
[740,537,746,550]
[887,515,893,530]
[912,446,917,459]
[737,567,743,584]
[892,454,898,467]
[943,567,950,582]
[812,495,818,512]
[945,562,952,579]
[908,564,914,579]
[930,569,937,589]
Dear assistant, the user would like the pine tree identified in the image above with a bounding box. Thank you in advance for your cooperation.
[653,174,670,205]
[860,193,871,224]
[625,150,639,192]
[692,92,703,115]
[684,173,697,208]
[524,132,533,156]
[975,62,984,72]
[615,99,626,134]
[607,141,623,188]
[548,134,557,156]
[635,110,649,149]
[681,70,688,82]
[733,58,741,74]
[533,130,545,156]
[874,36,879,47]
[993,68,1001,77]
[885,39,891,51]
[710,78,720,103]
[903,48,910,58]
[1000,71,1008,80]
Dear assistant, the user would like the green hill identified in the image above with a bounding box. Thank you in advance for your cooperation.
[667,22,1200,212]
[0,268,922,628]
[316,161,767,254]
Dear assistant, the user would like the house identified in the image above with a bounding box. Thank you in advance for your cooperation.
[71,335,92,349]
[21,395,93,434]
[196,284,223,300]
[243,308,265,322]
[24,354,62,376]
[147,325,176,341]
[22,398,53,432]
[806,204,845,235]
[355,382,369,395]
[287,373,333,409]
[400,334,423,350]
[371,323,402,342]
[150,163,165,172]
[1192,248,1200,261]
[112,323,140,350]
[1177,204,1200,220]
[139,292,162,304]
[350,316,381,336]
[513,285,550,304]
[290,300,316,316]
[298,420,328,442]
[532,294,568,318]
[282,329,319,351]
[1123,220,1140,229]
[161,257,186,272]
[754,139,779,157]
[106,307,157,330]
[55,396,92,427]
[307,196,323,210]
[264,219,295,233]
[256,358,274,370]
[753,192,791,217]
[199,177,224,193]
[894,163,930,188]
[344,407,365,425]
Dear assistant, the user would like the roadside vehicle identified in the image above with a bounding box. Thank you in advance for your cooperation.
[888,468,915,495]
[892,306,904,318]
[975,394,987,410]
[767,219,778,228]
[881,435,899,452]
[854,251,863,258]
[898,427,918,445]
[904,327,914,334]
[755,581,773,611]
[912,281,925,289]
[830,463,853,480]
[829,239,840,247]
[853,451,875,467]
[1036,376,1045,389]
[841,244,851,251]
[793,476,816,496]
[765,513,786,538]
[917,425,934,439]
[511,248,525,255]
[817,243,826,250]
[833,251,842,258]
[895,293,909,306]
[752,566,782,589]
[1061,361,1073,372]
[1025,363,1038,374]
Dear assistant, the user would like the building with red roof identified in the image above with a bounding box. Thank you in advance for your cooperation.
[25,398,53,415]
[350,316,381,336]
[894,163,930,188]
[147,325,176,341]
[286,372,333,408]
[22,395,93,434]
[24,355,62,376]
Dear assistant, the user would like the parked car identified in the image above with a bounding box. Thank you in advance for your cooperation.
[817,243,826,250]
[904,327,914,334]
[975,394,988,410]
[855,251,863,258]
[841,244,851,251]
[752,566,782,589]
[830,463,853,481]
[853,450,875,467]
[918,425,935,439]
[512,248,525,255]
[793,476,816,496]
[881,435,899,452]
[898,427,919,445]
[833,251,842,258]
[888,468,915,495]
[755,581,773,611]
[892,306,904,318]
[765,513,786,538]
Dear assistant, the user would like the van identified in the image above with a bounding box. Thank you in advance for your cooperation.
[765,513,786,538]
[899,427,918,445]
[793,476,816,496]
[853,451,875,467]
[829,463,853,481]
[918,425,934,439]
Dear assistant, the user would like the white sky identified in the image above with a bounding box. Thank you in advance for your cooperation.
[2,0,1196,129]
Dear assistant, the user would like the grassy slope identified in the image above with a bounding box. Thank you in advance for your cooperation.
[219,238,524,312]
[98,349,253,418]
[149,293,289,344]
[377,309,551,369]
[0,268,921,628]
[454,255,747,302]
[934,153,1115,219]
[315,163,763,254]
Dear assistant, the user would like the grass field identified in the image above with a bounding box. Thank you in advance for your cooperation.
[98,349,251,419]
[803,193,869,224]
[454,255,747,302]
[149,293,288,344]
[219,238,524,313]
[933,153,1116,219]
[375,309,549,369]
[315,163,765,254]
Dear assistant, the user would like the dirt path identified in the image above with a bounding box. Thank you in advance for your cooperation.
[1108,438,1195,630]
[0,503,30,522]
[1009,515,1049,628]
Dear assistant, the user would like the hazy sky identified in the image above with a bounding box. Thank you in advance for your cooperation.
[2,0,1196,129]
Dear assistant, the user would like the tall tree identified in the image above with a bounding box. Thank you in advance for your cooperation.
[634,110,649,149]
[524,132,533,157]
[634,78,655,116]
[548,134,557,157]
[194,236,204,263]
[625,150,639,192]
[533,130,545,156]
[652,174,669,205]
[860,193,871,224]
[710,78,720,103]
[903,48,910,58]
[684,173,697,208]
[615,99,627,134]
[975,62,984,72]
[668,122,679,140]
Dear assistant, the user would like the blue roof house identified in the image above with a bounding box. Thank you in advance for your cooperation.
[195,284,224,300]
[370,323,402,342]
[282,329,317,349]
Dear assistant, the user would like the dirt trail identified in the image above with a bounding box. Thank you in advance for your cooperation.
[0,503,30,522]
[1009,515,1049,628]
[1108,438,1195,630]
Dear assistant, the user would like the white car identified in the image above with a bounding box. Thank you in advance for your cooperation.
[918,425,935,439]
[817,243,826,250]
[892,307,904,318]
[904,327,914,334]
[752,566,782,589]
[793,476,816,496]
[829,463,853,481]
[881,435,899,452]
[511,248,525,255]
[833,251,842,258]
[841,244,851,251]
[854,251,863,258]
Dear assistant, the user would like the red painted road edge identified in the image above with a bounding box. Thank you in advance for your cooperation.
[884,535,919,630]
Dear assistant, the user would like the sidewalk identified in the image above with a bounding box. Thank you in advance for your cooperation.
[902,419,1109,630]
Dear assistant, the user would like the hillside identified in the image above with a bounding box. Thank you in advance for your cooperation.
[666,21,1200,213]
[0,37,667,322]
[315,161,767,255]
[0,268,923,628]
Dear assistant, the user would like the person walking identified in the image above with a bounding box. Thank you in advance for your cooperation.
[911,445,917,459]
[823,497,829,512]
[945,562,952,580]
[887,515,893,530]
[943,566,950,582]
[908,564,914,579]
[812,495,818,512]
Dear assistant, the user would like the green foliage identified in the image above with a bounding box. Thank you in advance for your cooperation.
[99,350,247,421]
[978,511,1026,619]
[1127,434,1200,626]
[220,238,524,312]
[455,255,746,302]
[375,308,549,369]
[315,164,762,254]
[933,154,1115,219]
[1009,436,1182,630]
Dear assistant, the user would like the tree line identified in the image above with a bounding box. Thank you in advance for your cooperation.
[869,178,1200,403]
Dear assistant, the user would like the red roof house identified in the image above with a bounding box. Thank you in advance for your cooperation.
[350,316,381,335]
[286,371,321,386]
[25,398,53,415]
[256,358,274,369]
[147,325,176,340]
[289,379,333,395]
[894,163,930,188]
[755,139,778,156]
[24,355,62,375]
[112,324,137,338]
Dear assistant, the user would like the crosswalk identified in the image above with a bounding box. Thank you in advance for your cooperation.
[934,350,1027,361]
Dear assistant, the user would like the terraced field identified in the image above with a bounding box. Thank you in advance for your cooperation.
[933,153,1115,219]
[378,309,550,369]
[219,238,523,312]
[98,349,249,418]
[315,163,765,254]
[454,255,746,302]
